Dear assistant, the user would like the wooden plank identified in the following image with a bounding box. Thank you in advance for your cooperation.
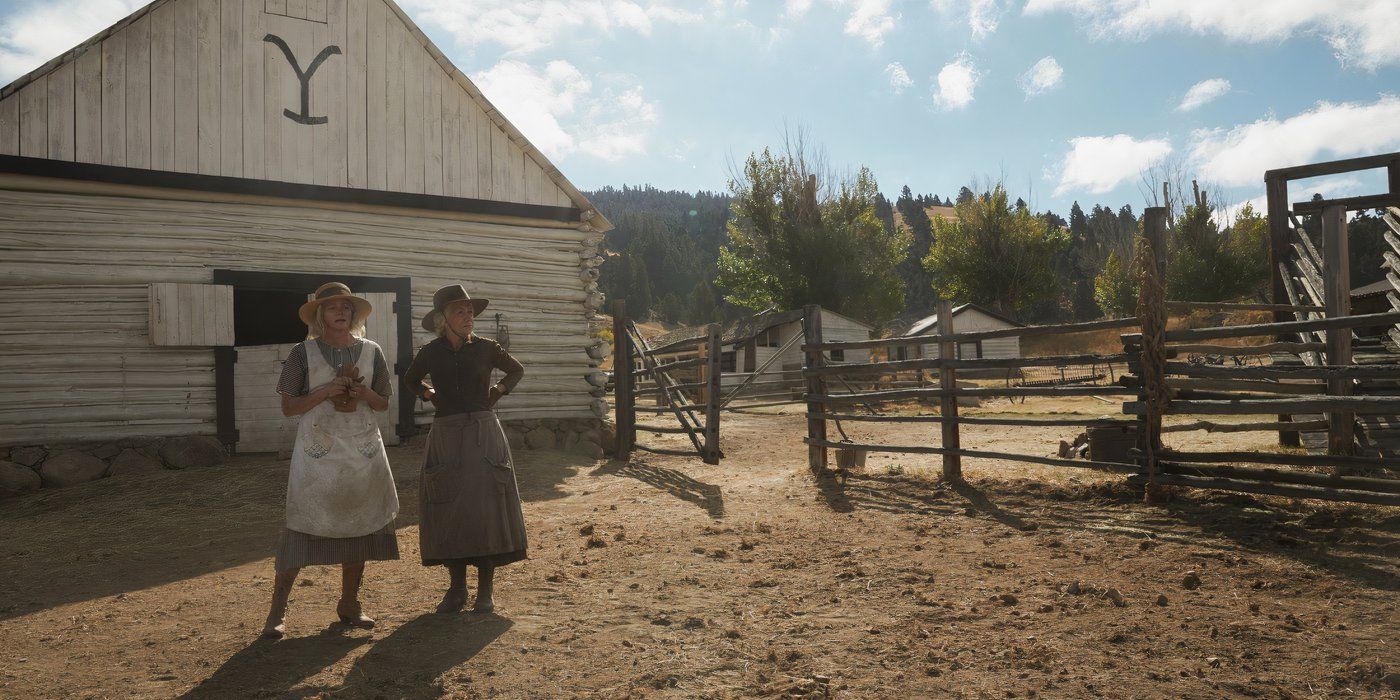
[1294,193,1400,214]
[125,12,152,169]
[17,79,47,158]
[612,300,633,457]
[316,0,349,186]
[459,89,479,198]
[505,139,526,203]
[1124,397,1400,415]
[490,125,511,202]
[149,2,176,171]
[384,17,406,190]
[262,17,286,182]
[240,0,265,180]
[402,27,425,192]
[288,0,307,20]
[1266,153,1400,182]
[45,62,75,161]
[1124,311,1400,344]
[307,0,327,23]
[804,352,1130,377]
[937,300,960,480]
[422,64,443,195]
[364,0,387,190]
[1161,463,1400,493]
[814,412,1130,427]
[100,33,126,166]
[808,316,1140,352]
[267,0,288,14]
[803,304,827,473]
[1165,363,1400,380]
[196,0,220,174]
[475,101,493,199]
[441,74,460,197]
[287,18,314,183]
[345,0,368,188]
[1322,204,1355,458]
[1146,449,1396,472]
[173,0,198,173]
[0,96,18,156]
[702,323,721,464]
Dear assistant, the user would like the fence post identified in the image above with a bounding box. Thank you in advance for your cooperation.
[612,300,634,459]
[1266,175,1301,447]
[1322,204,1355,461]
[1138,207,1169,503]
[702,323,722,465]
[937,300,962,482]
[803,304,828,474]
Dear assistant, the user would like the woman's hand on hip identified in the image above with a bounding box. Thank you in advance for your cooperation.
[487,385,504,407]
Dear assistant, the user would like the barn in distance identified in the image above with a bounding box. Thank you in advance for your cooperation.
[0,0,611,472]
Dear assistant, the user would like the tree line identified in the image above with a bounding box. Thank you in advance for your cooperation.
[589,142,1388,333]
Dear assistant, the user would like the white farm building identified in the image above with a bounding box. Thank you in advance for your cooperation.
[0,0,611,460]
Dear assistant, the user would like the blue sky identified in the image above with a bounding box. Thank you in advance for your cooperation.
[3,0,1398,219]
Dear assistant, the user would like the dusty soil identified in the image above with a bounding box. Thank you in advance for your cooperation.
[1,398,1397,699]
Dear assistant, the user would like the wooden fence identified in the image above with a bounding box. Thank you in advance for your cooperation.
[612,301,721,464]
[801,202,1400,506]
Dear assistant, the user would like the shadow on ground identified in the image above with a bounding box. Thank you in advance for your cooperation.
[816,471,1400,591]
[0,443,594,621]
[590,458,725,519]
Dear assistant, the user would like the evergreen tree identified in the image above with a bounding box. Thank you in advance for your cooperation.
[895,187,937,314]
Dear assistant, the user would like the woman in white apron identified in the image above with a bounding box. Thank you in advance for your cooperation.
[261,282,400,639]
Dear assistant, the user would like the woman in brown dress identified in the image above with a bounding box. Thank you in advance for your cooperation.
[261,282,400,639]
[404,284,527,614]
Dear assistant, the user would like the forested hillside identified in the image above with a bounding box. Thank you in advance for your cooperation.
[586,185,1385,330]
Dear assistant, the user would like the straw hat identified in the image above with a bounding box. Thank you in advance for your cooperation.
[298,282,373,327]
[422,284,489,331]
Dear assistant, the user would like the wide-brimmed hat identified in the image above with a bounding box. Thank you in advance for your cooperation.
[298,282,373,327]
[422,284,489,331]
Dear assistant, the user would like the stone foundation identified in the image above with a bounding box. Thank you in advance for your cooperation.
[500,417,604,459]
[1,417,604,498]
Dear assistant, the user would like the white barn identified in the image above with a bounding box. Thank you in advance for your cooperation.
[892,303,1023,361]
[0,0,611,457]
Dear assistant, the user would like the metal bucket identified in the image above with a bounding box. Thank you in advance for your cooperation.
[835,444,868,470]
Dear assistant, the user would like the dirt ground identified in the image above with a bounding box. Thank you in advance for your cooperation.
[1,397,1397,699]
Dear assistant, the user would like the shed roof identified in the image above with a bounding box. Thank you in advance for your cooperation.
[904,303,1022,337]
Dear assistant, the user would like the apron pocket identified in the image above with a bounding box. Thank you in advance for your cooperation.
[485,420,514,495]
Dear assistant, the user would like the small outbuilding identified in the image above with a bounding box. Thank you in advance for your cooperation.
[891,303,1023,361]
[643,308,875,388]
[0,0,611,460]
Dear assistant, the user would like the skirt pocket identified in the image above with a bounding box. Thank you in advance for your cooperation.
[485,419,515,495]
[422,465,459,504]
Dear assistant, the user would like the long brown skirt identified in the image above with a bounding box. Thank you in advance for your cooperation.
[419,411,528,567]
[274,522,399,572]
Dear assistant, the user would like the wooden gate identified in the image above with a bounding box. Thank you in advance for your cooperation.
[611,301,721,464]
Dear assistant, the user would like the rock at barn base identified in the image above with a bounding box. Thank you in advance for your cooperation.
[109,448,166,476]
[524,427,554,450]
[601,421,618,454]
[10,445,48,468]
[40,451,109,488]
[0,460,41,495]
[160,436,227,470]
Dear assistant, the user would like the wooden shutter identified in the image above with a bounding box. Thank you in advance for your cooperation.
[148,283,234,346]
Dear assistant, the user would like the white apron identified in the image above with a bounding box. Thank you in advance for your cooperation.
[285,339,399,538]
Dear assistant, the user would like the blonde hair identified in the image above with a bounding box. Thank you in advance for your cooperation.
[307,301,366,340]
[434,313,449,338]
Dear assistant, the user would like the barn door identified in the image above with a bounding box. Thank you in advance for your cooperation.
[361,292,400,446]
[233,293,399,453]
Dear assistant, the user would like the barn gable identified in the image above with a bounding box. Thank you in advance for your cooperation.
[0,0,608,228]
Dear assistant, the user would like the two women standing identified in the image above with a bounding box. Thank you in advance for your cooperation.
[261,282,527,638]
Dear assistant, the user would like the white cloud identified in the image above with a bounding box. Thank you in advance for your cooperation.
[842,0,896,47]
[884,62,913,94]
[471,60,657,162]
[1177,78,1230,111]
[1018,56,1063,98]
[931,0,1003,40]
[1189,96,1400,186]
[784,0,815,19]
[400,0,702,55]
[1023,0,1400,70]
[1053,134,1172,196]
[933,53,980,110]
[0,0,145,83]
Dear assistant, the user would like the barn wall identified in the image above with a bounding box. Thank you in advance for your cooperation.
[776,312,872,369]
[0,0,574,209]
[0,186,597,447]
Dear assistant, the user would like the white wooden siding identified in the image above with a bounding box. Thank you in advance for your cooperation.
[148,282,234,346]
[917,307,1021,359]
[0,186,597,447]
[0,0,578,210]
